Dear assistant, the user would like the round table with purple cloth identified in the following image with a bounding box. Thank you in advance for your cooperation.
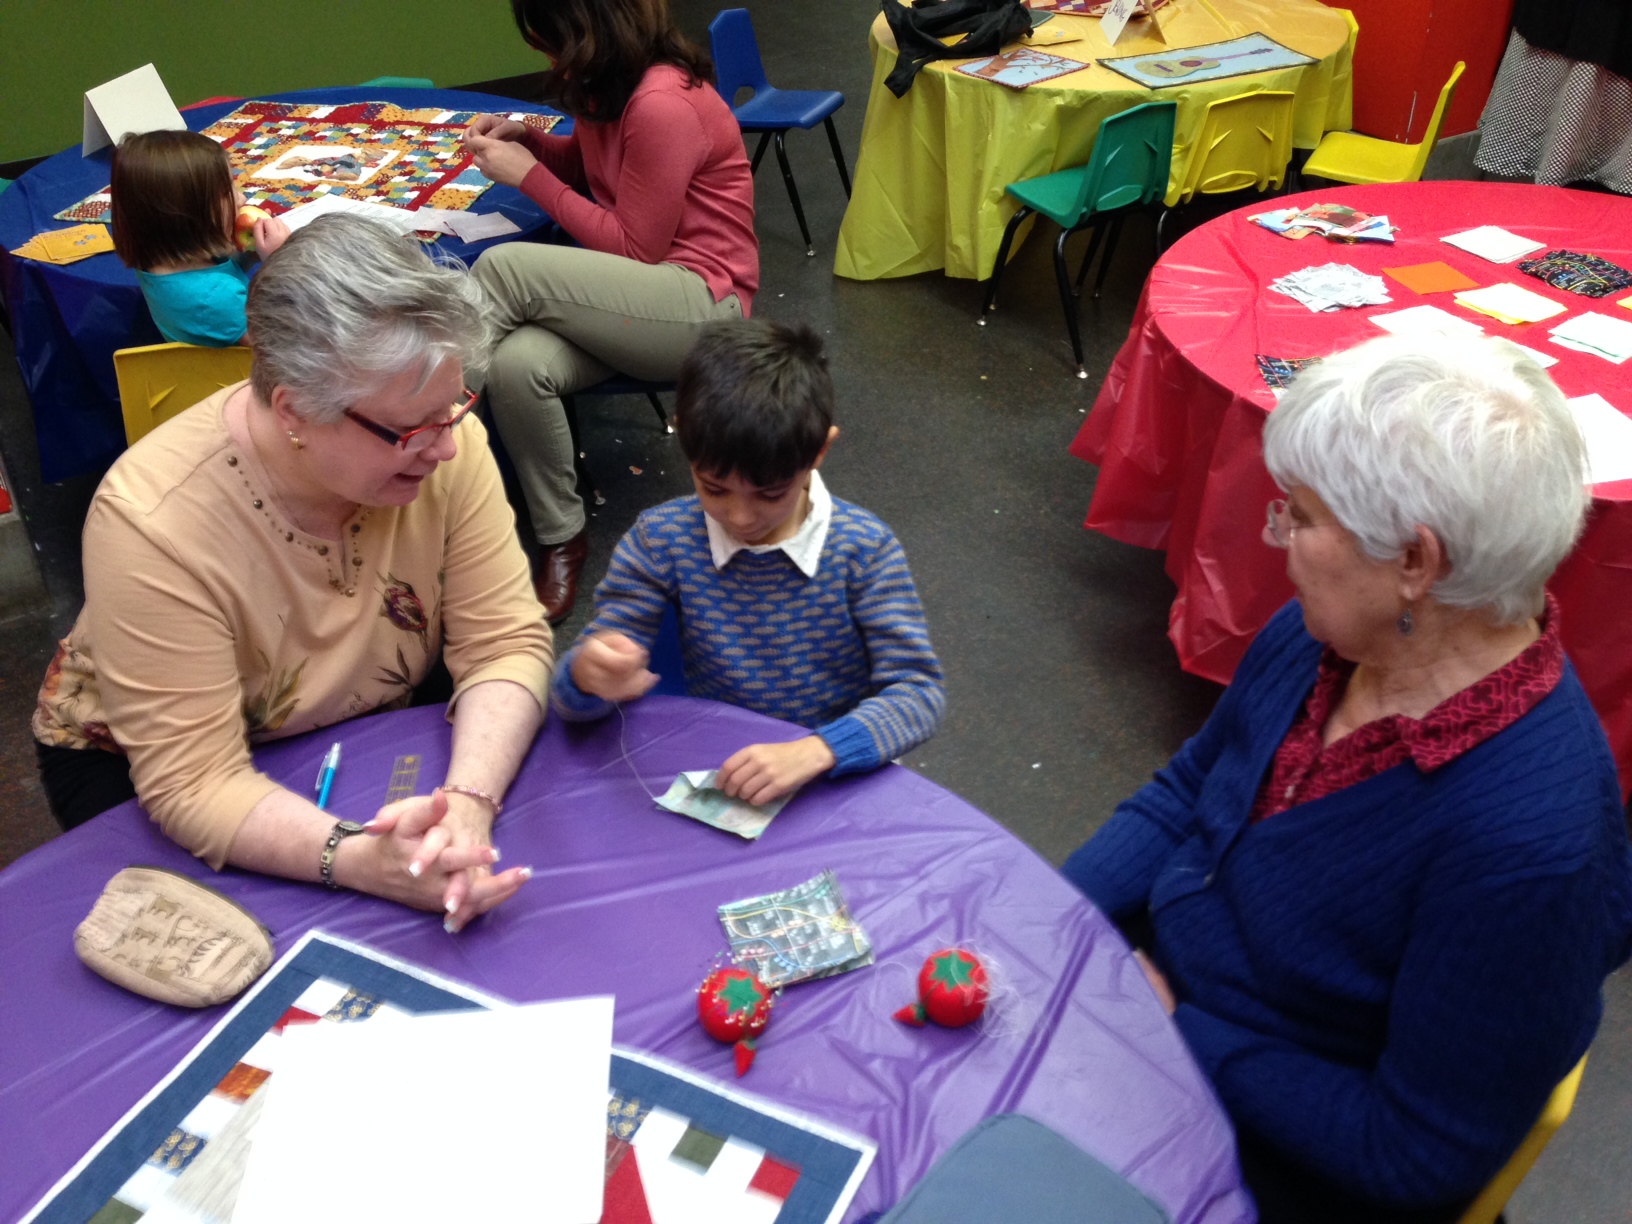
[0,697,1252,1223]
[0,86,567,484]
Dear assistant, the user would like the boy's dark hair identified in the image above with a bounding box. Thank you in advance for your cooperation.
[510,0,713,122]
[675,320,835,488]
[110,130,237,271]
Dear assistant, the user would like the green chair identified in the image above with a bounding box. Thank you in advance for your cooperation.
[360,76,434,90]
[980,101,1176,379]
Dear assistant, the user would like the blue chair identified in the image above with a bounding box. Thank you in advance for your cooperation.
[709,7,850,257]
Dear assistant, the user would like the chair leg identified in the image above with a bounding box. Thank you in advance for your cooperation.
[1092,214,1127,300]
[1052,228,1087,379]
[823,116,852,198]
[1071,223,1106,297]
[750,131,772,175]
[1155,206,1170,255]
[772,131,815,256]
[980,206,1032,322]
[561,394,604,507]
[647,392,672,435]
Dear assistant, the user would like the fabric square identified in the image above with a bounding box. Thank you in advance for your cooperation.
[670,1124,727,1172]
[88,1198,142,1223]
[1518,249,1632,297]
[212,1061,270,1102]
[749,1155,800,1201]
[607,1092,651,1141]
[271,1005,320,1033]
[324,988,383,1022]
[147,1127,207,1173]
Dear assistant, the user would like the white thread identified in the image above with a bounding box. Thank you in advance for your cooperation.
[615,702,663,802]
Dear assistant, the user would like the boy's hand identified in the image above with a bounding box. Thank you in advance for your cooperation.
[571,631,659,703]
[717,736,836,806]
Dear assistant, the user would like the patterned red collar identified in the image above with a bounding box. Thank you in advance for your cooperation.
[1252,595,1565,821]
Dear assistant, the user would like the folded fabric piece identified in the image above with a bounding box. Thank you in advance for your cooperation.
[883,0,1033,97]
[1454,282,1568,324]
[1517,249,1632,297]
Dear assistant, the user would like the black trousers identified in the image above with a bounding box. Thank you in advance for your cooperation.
[35,656,458,833]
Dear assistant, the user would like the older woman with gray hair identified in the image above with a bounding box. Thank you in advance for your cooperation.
[1064,334,1632,1222]
[34,215,551,932]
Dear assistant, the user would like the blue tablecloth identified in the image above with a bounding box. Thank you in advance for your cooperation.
[0,87,568,482]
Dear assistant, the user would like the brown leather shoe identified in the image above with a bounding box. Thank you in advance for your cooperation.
[534,527,589,625]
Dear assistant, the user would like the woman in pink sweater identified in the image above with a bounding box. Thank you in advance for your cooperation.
[465,0,759,623]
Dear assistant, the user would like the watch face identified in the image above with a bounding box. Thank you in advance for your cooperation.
[335,820,367,835]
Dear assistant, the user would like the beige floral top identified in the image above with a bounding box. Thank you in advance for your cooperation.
[34,383,553,868]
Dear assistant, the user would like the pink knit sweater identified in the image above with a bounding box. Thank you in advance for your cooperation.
[520,65,759,313]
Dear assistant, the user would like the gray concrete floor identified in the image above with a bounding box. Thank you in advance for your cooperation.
[1,3,1628,1218]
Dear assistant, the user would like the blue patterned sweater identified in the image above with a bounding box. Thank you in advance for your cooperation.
[551,495,944,773]
[1064,601,1632,1209]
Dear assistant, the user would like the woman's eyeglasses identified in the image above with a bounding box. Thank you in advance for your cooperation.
[344,389,479,451]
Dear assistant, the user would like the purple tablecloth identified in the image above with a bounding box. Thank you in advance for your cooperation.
[0,86,566,483]
[0,698,1252,1223]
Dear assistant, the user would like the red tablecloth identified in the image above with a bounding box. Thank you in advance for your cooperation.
[1071,181,1632,794]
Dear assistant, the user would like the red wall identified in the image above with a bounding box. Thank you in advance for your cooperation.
[1340,0,1515,141]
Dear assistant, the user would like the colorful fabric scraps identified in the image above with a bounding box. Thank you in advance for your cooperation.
[1517,249,1632,298]
[1255,354,1321,390]
[53,100,562,230]
[1252,203,1396,243]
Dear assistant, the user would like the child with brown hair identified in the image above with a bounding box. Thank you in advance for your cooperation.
[111,129,289,346]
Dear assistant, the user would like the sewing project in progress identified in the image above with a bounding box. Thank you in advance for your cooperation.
[718,870,875,989]
[1098,33,1315,88]
[24,932,874,1224]
[54,100,562,228]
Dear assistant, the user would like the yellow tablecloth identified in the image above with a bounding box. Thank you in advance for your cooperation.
[834,0,1353,281]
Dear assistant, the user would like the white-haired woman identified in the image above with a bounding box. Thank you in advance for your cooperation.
[1063,334,1632,1222]
[34,216,550,932]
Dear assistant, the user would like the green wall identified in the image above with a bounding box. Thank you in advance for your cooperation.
[0,1,544,164]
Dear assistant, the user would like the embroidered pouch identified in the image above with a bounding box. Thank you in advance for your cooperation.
[1516,249,1632,298]
[75,866,274,1007]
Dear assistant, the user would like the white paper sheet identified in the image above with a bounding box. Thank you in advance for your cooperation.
[1368,304,1485,339]
[447,211,523,242]
[1440,226,1547,264]
[1513,343,1559,369]
[232,996,614,1224]
[1549,312,1632,364]
[1567,394,1632,485]
[83,64,186,156]
[277,192,427,236]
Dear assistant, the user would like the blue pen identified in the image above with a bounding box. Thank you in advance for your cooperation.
[315,742,342,810]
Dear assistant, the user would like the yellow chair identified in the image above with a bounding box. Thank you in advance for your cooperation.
[1456,1055,1588,1224]
[1172,90,1297,205]
[1301,61,1466,185]
[113,342,252,445]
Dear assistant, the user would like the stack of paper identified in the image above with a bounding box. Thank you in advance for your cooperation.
[1368,304,1485,339]
[11,223,114,265]
[1441,226,1547,264]
[1270,264,1391,312]
[1453,283,1568,325]
[1549,312,1632,363]
[233,997,613,1223]
[1566,394,1632,485]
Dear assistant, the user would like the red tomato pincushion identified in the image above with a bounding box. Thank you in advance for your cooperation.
[697,966,773,1075]
[894,948,989,1028]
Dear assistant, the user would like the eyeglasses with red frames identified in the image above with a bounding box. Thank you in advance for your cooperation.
[344,389,479,451]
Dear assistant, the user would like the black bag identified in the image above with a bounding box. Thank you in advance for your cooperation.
[882,0,1034,97]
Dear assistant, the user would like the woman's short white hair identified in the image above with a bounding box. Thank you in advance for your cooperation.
[1263,332,1589,624]
[246,214,494,423]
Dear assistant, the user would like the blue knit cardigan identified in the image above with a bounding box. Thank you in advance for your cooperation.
[1064,601,1632,1209]
[552,495,944,773]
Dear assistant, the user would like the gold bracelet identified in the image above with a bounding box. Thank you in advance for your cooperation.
[439,783,504,815]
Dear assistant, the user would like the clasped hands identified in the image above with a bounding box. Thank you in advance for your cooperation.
[340,789,532,933]
[573,631,837,805]
[462,113,540,189]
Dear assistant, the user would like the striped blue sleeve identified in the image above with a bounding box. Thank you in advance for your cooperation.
[815,531,945,774]
[549,513,675,721]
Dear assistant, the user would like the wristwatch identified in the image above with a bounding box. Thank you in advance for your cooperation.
[320,820,367,890]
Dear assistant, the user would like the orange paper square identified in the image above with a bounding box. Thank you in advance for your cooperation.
[1382,262,1480,295]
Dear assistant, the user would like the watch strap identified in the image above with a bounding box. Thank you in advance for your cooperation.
[320,820,367,890]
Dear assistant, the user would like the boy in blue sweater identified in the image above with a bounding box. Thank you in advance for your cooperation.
[550,320,945,804]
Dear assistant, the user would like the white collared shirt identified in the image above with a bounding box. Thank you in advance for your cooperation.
[705,470,833,578]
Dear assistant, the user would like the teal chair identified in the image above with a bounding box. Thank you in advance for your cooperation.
[360,76,433,89]
[980,101,1176,379]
